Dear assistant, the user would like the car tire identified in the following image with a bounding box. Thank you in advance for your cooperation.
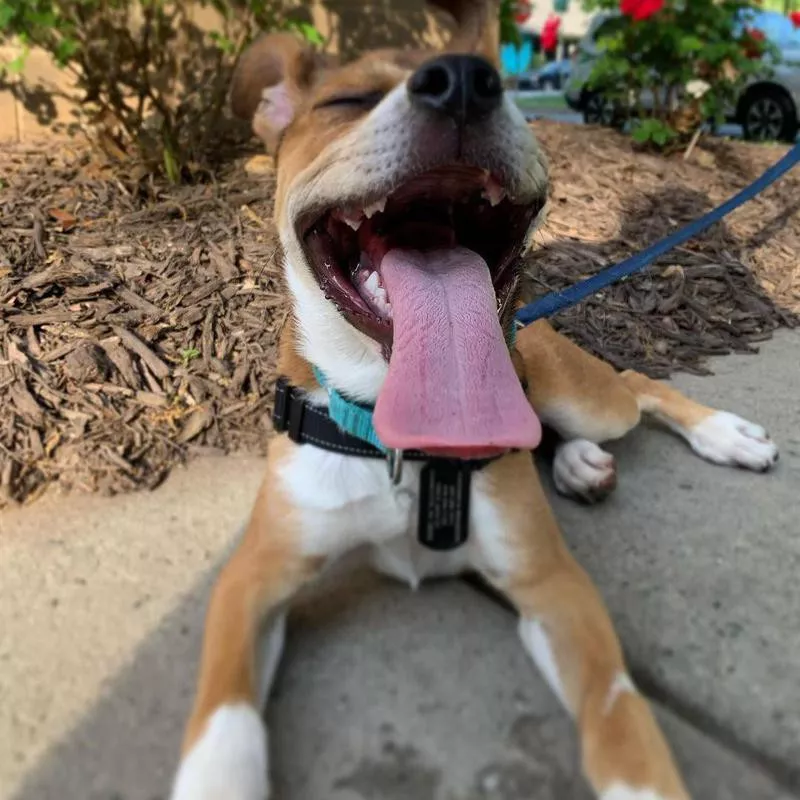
[740,87,798,143]
[582,92,622,128]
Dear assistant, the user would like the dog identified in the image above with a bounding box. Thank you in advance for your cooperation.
[169,3,779,798]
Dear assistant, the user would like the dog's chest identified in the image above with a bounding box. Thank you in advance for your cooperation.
[277,444,505,582]
[278,444,424,540]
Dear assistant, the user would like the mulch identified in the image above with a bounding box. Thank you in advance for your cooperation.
[1,121,798,506]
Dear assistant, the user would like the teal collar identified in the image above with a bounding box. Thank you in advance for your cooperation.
[312,366,388,453]
[313,321,517,451]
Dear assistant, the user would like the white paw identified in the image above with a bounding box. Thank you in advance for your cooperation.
[171,705,269,800]
[688,411,779,472]
[601,784,675,800]
[553,439,617,502]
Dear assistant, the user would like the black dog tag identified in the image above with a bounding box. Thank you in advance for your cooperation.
[418,460,471,550]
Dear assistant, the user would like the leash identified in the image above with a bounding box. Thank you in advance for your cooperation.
[515,141,800,327]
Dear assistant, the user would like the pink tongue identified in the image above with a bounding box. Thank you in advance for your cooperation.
[373,247,541,457]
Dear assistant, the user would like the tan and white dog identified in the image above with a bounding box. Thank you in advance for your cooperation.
[170,3,779,799]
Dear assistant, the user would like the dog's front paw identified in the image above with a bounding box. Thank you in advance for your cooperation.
[171,705,269,800]
[553,439,617,503]
[688,411,779,472]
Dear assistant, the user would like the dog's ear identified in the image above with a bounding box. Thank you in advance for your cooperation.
[429,0,501,67]
[230,32,334,154]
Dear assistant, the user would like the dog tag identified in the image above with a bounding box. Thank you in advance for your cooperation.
[417,460,471,551]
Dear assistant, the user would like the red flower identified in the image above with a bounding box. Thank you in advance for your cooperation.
[742,27,766,59]
[619,0,664,22]
[541,15,561,52]
[790,11,800,28]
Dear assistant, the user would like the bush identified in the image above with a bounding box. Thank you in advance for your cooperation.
[0,0,322,181]
[582,0,777,149]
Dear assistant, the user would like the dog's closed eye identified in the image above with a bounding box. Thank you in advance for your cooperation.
[313,90,386,112]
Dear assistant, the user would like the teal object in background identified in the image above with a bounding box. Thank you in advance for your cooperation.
[553,0,569,12]
[501,38,533,75]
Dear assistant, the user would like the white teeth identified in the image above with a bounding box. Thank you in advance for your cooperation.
[358,269,392,319]
[364,197,387,218]
[483,183,506,206]
[340,210,363,230]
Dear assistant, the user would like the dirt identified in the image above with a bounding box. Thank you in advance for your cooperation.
[0,122,797,506]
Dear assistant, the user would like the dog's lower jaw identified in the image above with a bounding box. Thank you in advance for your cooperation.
[283,242,388,405]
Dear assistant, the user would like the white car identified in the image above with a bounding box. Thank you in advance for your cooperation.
[565,10,800,142]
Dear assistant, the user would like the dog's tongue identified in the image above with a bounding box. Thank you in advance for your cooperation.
[373,247,541,457]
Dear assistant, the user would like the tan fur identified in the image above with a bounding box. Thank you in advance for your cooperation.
[230,32,337,152]
[172,5,775,798]
[483,452,687,797]
[513,318,714,443]
[182,436,324,753]
[514,319,642,441]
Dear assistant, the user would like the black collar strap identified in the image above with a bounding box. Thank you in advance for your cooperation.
[272,377,500,479]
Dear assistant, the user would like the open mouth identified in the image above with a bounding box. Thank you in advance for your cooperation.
[302,165,543,344]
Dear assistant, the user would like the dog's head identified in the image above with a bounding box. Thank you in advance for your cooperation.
[233,1,547,457]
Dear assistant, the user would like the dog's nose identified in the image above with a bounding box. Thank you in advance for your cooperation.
[408,54,503,123]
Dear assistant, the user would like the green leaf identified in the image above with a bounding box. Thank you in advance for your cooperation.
[163,146,180,184]
[678,35,704,55]
[209,30,235,54]
[0,4,16,30]
[295,22,323,46]
[54,38,79,65]
[2,49,28,75]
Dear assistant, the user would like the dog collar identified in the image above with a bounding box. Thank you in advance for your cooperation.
[309,319,518,461]
[273,376,500,475]
[272,377,505,551]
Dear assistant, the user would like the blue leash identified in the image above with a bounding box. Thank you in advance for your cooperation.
[515,141,800,327]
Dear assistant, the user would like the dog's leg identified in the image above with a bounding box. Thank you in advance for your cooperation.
[513,321,778,501]
[513,320,640,501]
[170,472,322,800]
[473,452,689,800]
[619,370,778,472]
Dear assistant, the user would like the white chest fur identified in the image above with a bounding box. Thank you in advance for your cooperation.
[277,443,510,587]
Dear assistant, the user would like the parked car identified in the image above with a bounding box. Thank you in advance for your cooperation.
[518,59,572,91]
[564,10,800,142]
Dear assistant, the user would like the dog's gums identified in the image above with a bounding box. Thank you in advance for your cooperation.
[302,164,543,344]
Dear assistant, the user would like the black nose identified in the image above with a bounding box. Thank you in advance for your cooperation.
[408,54,503,124]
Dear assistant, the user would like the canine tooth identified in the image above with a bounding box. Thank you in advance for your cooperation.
[483,183,506,206]
[342,213,363,230]
[364,198,386,218]
[335,208,363,230]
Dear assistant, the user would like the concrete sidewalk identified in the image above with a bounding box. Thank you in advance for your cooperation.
[1,331,799,800]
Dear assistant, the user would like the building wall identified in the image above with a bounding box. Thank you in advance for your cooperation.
[0,0,450,143]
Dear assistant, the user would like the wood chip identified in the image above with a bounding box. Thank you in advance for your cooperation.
[112,326,171,379]
[177,406,214,443]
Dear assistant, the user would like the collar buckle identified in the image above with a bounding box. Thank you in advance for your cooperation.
[386,448,404,485]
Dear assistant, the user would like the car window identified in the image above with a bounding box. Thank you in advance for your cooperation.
[738,9,800,49]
